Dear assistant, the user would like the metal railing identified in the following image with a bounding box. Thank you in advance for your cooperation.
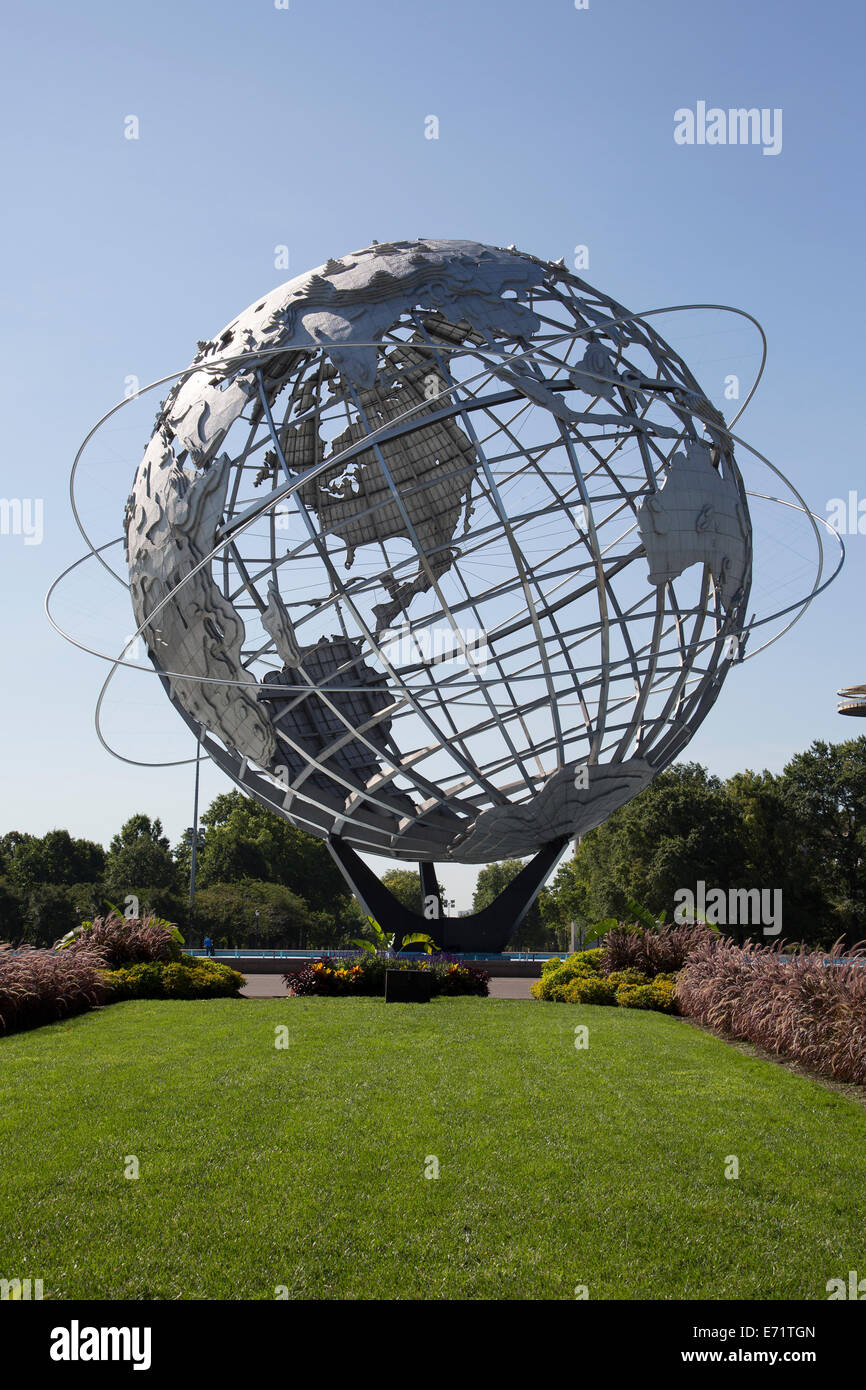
[188,948,560,962]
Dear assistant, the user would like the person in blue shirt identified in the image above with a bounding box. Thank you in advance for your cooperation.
[203,936,214,957]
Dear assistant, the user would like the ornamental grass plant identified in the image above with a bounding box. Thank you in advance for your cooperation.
[675,936,866,1084]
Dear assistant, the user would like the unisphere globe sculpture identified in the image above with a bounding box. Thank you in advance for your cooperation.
[118,238,762,945]
[48,239,843,948]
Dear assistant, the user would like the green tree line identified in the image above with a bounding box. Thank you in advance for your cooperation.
[0,794,364,949]
[2,738,865,951]
[536,738,866,950]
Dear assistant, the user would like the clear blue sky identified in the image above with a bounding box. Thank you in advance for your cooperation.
[1,0,864,908]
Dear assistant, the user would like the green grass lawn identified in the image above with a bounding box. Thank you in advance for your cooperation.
[1,996,864,1300]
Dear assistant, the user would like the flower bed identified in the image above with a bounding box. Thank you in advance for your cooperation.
[283,952,489,998]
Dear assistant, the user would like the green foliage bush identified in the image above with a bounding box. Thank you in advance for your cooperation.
[540,955,562,976]
[605,967,650,989]
[562,975,617,1005]
[531,949,603,1000]
[616,974,678,1013]
[103,954,245,1001]
[533,945,679,1012]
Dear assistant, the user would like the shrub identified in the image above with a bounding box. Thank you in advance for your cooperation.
[282,953,488,998]
[555,969,679,1010]
[562,975,617,1005]
[530,949,603,1000]
[539,949,603,977]
[599,927,646,973]
[434,962,489,997]
[570,949,603,973]
[606,968,650,989]
[601,924,713,977]
[61,912,182,968]
[103,954,245,1001]
[0,942,107,1035]
[617,975,678,1013]
[641,927,714,976]
[675,937,866,1083]
[533,953,679,1013]
[283,964,318,997]
[615,983,658,1010]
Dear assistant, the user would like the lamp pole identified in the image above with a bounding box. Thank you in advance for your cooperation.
[569,833,580,953]
[188,735,202,932]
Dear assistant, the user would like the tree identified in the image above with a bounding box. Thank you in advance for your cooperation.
[473,860,522,911]
[5,829,105,894]
[196,825,269,885]
[172,826,205,887]
[723,768,825,943]
[472,860,551,950]
[572,763,747,930]
[538,855,598,949]
[191,879,340,949]
[21,885,79,947]
[0,878,25,943]
[380,868,447,918]
[778,737,866,941]
[381,868,425,915]
[195,792,351,915]
[105,815,177,893]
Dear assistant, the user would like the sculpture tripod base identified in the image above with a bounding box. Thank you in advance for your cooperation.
[327,833,570,954]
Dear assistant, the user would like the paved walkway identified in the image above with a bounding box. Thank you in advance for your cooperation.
[241,974,290,998]
[240,974,534,1000]
[487,977,534,1000]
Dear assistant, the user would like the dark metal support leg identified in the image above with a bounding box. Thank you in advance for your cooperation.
[418,860,443,925]
[327,833,570,953]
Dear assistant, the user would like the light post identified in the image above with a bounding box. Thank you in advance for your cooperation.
[569,833,580,953]
[187,734,203,941]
